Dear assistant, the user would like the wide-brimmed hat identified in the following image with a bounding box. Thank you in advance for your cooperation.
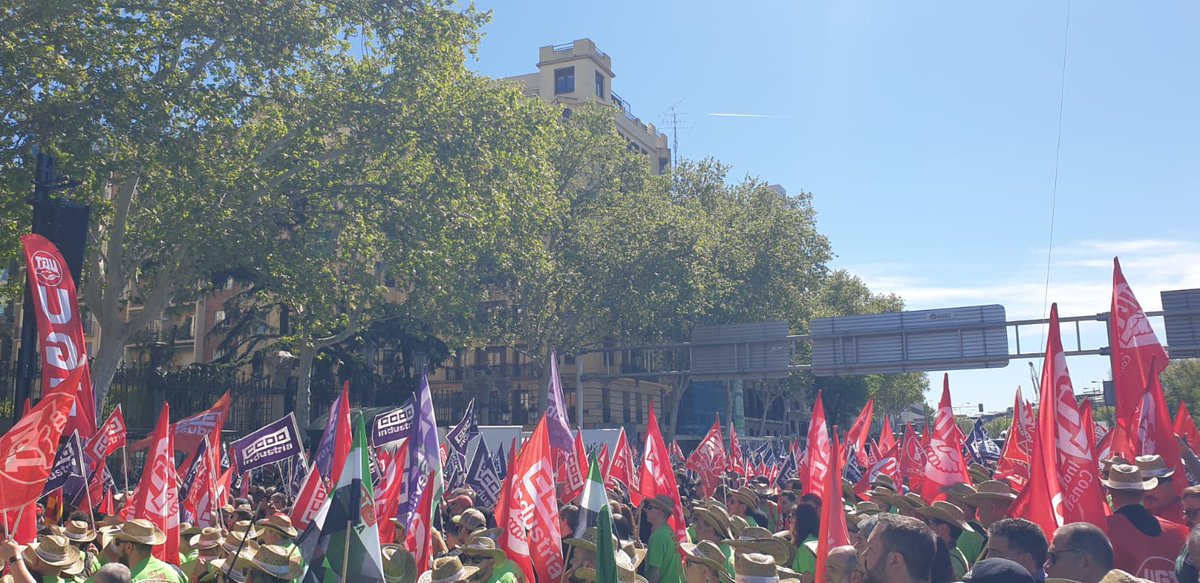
[871,474,897,491]
[62,520,96,543]
[190,527,224,550]
[221,532,262,556]
[206,555,252,583]
[458,535,507,560]
[965,480,1017,504]
[246,544,303,580]
[915,501,974,532]
[417,556,479,583]
[256,513,299,539]
[1135,454,1175,479]
[695,506,734,540]
[1101,455,1131,472]
[563,527,619,554]
[1103,464,1157,491]
[731,487,759,507]
[109,519,167,546]
[180,522,203,537]
[574,545,648,583]
[382,544,418,583]
[967,464,992,483]
[22,535,83,574]
[723,527,793,566]
[891,492,928,511]
[730,515,749,538]
[735,553,779,581]
[863,486,899,506]
[681,541,734,583]
[942,482,978,507]
[451,508,486,533]
[229,520,263,540]
[645,494,676,515]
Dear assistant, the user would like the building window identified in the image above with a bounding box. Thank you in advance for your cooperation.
[554,67,575,95]
[659,157,670,175]
[562,108,572,122]
[622,390,631,424]
[635,393,643,424]
[214,310,225,324]
[595,72,605,98]
[602,387,611,423]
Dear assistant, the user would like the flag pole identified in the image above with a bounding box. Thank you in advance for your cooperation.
[2,510,9,540]
[83,479,97,527]
[341,519,352,581]
[276,461,290,497]
[121,446,130,493]
[560,546,575,583]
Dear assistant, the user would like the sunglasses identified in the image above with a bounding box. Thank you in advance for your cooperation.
[1046,548,1084,565]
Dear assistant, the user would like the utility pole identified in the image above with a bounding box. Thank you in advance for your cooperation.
[13,148,84,424]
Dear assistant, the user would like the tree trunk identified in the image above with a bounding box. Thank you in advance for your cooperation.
[90,326,130,413]
[665,375,689,442]
[295,345,317,430]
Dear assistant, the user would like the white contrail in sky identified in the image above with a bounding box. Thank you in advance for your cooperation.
[708,112,796,119]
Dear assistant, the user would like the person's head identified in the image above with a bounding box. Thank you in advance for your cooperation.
[1044,523,1113,583]
[966,481,1017,528]
[110,519,165,567]
[449,508,486,547]
[681,541,730,583]
[267,492,289,514]
[1103,464,1153,509]
[855,516,880,555]
[915,501,968,546]
[961,558,1036,583]
[646,496,673,528]
[801,493,822,511]
[791,503,821,543]
[777,491,797,515]
[825,545,858,583]
[115,540,152,566]
[1182,486,1200,527]
[1187,526,1200,574]
[560,505,581,536]
[92,563,132,583]
[861,514,937,583]
[458,536,505,581]
[987,519,1048,578]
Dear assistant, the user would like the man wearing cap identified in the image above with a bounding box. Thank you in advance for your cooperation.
[242,544,302,583]
[1103,463,1188,581]
[1137,454,1185,525]
[181,528,223,582]
[458,535,519,583]
[107,519,186,583]
[447,509,486,551]
[692,504,735,577]
[941,483,986,572]
[914,501,973,579]
[964,481,1016,530]
[728,488,767,530]
[645,495,684,583]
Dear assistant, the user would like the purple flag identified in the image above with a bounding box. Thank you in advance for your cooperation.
[177,436,211,503]
[231,413,304,473]
[371,398,414,447]
[42,431,85,496]
[466,434,502,508]
[313,387,347,482]
[546,350,573,451]
[445,398,478,457]
[398,367,443,528]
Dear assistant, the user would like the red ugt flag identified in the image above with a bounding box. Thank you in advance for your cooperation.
[1110,257,1168,455]
[728,421,746,476]
[1176,402,1200,452]
[815,434,851,583]
[0,369,80,512]
[686,415,727,498]
[878,416,896,455]
[920,375,970,502]
[994,387,1034,493]
[844,397,875,464]
[404,471,436,574]
[803,391,832,501]
[128,403,180,564]
[606,427,641,505]
[498,417,562,583]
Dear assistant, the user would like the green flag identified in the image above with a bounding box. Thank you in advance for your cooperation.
[596,503,619,583]
[576,454,610,538]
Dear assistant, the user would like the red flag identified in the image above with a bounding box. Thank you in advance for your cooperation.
[1176,402,1200,451]
[404,471,436,574]
[920,375,971,502]
[729,421,746,475]
[291,465,328,530]
[127,403,180,564]
[316,383,352,486]
[556,430,588,504]
[606,427,641,505]
[844,397,875,461]
[803,391,831,501]
[1110,257,1169,455]
[1131,358,1183,491]
[1,502,38,545]
[686,415,728,498]
[497,418,562,583]
[994,388,1035,493]
[898,423,923,481]
[21,234,97,438]
[855,441,900,497]
[878,416,896,454]
[86,405,127,465]
[597,444,611,482]
[374,439,407,544]
[0,370,80,512]
[1012,304,1108,534]
[815,434,851,583]
[639,402,688,541]
[183,437,220,527]
[671,440,686,463]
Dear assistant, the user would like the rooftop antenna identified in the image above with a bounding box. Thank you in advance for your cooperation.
[660,99,688,167]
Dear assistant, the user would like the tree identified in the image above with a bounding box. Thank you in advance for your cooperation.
[1163,359,1200,418]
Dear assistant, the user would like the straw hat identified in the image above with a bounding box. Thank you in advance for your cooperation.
[915,501,975,532]
[229,520,263,540]
[941,482,978,507]
[730,516,749,538]
[574,544,648,583]
[1103,464,1157,491]
[695,506,734,540]
[191,527,224,550]
[110,519,167,546]
[221,532,262,556]
[841,479,856,502]
[965,480,1017,504]
[450,508,486,532]
[731,487,759,507]
[967,463,992,483]
[871,474,897,491]
[723,527,793,566]
[382,544,418,583]
[852,501,881,516]
[207,555,252,583]
[1135,454,1175,479]
[891,492,928,511]
[863,486,899,506]
[563,527,619,554]
[246,544,303,580]
[62,520,97,543]
[681,541,734,583]
[180,522,203,537]
[645,494,676,515]
[22,535,83,573]
[417,556,480,583]
[734,553,779,581]
[458,535,507,561]
[256,513,299,539]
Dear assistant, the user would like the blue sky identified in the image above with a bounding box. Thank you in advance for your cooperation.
[466,1,1200,413]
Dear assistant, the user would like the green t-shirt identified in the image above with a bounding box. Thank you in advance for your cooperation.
[949,546,969,581]
[491,559,522,583]
[791,534,818,574]
[955,528,985,570]
[647,524,684,583]
[129,556,187,583]
[744,515,759,528]
[720,543,734,577]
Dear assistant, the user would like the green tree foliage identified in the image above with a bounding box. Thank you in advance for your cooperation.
[1163,359,1200,417]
